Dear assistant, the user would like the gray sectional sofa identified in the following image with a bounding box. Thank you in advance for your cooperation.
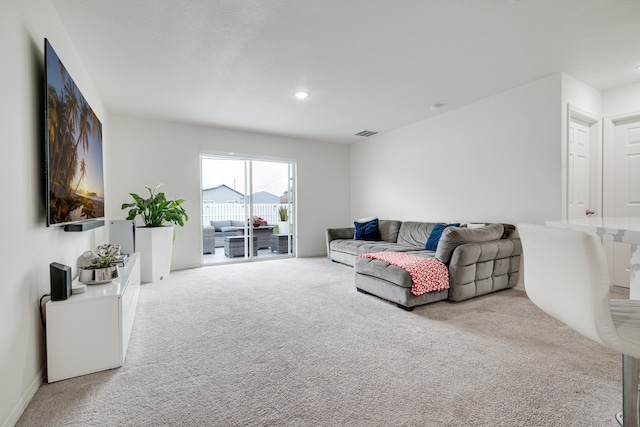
[326,220,521,310]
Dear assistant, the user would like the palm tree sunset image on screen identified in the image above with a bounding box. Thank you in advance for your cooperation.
[45,39,104,226]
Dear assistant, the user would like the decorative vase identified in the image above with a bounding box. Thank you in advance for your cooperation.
[136,226,174,283]
[79,265,120,284]
[278,221,290,235]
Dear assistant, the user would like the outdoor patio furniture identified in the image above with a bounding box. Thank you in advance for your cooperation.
[237,226,275,249]
[224,236,258,258]
[270,234,292,254]
[203,227,216,254]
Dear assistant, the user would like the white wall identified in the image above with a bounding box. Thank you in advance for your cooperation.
[108,115,351,267]
[561,73,603,117]
[603,81,640,117]
[0,1,110,425]
[350,74,563,226]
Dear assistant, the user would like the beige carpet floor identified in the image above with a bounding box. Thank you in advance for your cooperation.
[17,257,626,426]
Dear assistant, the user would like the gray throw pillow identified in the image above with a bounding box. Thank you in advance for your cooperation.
[435,223,504,264]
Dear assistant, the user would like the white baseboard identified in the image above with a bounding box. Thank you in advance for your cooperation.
[2,368,44,427]
[297,251,327,258]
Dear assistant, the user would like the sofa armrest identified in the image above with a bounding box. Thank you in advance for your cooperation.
[447,238,522,301]
[326,227,355,257]
[435,224,504,264]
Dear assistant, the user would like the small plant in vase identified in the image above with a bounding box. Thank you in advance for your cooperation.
[251,216,266,227]
[92,243,120,267]
[277,206,288,222]
[277,205,289,235]
[79,244,121,284]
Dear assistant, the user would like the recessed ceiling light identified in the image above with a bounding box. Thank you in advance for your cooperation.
[294,91,309,99]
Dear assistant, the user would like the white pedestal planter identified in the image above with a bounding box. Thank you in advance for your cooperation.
[278,221,290,235]
[136,226,173,283]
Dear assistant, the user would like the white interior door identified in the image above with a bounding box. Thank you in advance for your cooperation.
[568,118,592,219]
[610,117,640,287]
[566,107,602,221]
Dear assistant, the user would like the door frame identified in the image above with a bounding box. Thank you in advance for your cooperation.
[199,151,298,263]
[602,111,640,217]
[565,104,603,219]
[601,111,640,286]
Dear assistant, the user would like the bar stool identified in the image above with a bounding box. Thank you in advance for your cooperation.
[518,223,640,427]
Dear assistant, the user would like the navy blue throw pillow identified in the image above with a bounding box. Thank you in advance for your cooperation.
[354,218,381,241]
[425,223,460,251]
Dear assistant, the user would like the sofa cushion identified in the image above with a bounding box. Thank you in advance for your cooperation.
[435,223,504,264]
[330,239,378,256]
[357,242,417,254]
[396,222,441,248]
[354,218,381,241]
[425,223,460,251]
[231,220,246,227]
[378,220,402,243]
[211,220,232,231]
[354,257,413,288]
[220,226,236,232]
[330,239,418,257]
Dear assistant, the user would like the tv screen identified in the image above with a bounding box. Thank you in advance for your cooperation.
[45,39,104,227]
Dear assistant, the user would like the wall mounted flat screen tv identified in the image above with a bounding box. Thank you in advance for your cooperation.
[45,39,105,227]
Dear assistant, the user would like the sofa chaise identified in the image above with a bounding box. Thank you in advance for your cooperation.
[326,220,521,310]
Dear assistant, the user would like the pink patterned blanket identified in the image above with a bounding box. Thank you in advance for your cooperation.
[357,252,449,296]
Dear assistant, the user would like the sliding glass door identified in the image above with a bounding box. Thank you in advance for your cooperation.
[201,155,294,264]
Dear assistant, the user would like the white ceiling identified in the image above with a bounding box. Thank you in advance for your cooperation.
[51,0,640,144]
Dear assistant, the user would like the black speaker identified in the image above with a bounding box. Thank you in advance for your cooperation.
[50,262,71,301]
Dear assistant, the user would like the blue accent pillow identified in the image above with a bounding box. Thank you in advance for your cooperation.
[354,218,381,241]
[425,223,460,251]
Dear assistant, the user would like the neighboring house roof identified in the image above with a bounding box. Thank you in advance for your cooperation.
[280,191,292,203]
[250,191,280,204]
[202,184,244,203]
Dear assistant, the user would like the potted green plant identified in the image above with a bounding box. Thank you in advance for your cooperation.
[121,183,189,227]
[277,205,289,235]
[121,184,189,282]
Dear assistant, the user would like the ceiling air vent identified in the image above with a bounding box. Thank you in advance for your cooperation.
[355,130,378,137]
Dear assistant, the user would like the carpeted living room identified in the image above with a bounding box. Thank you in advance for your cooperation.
[16,258,628,426]
[5,1,640,426]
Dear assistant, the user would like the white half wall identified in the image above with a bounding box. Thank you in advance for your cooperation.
[0,0,109,425]
[350,74,563,226]
[108,115,351,268]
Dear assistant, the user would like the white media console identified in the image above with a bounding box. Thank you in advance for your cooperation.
[45,253,140,382]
